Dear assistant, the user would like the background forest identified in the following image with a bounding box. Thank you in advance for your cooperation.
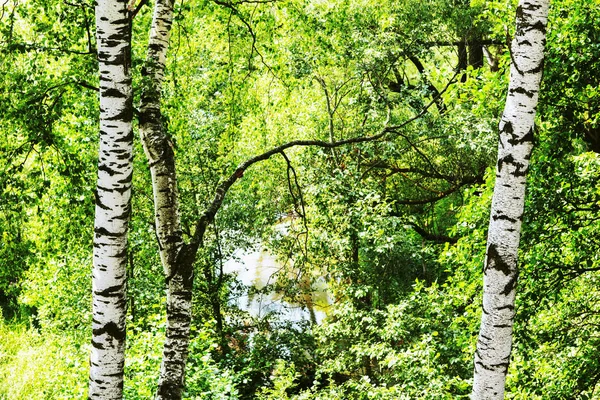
[0,0,599,398]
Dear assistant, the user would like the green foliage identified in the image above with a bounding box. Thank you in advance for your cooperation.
[1,0,600,398]
[0,322,88,399]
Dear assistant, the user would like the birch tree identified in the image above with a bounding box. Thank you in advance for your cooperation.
[135,0,457,395]
[88,0,134,398]
[136,0,191,397]
[471,1,550,398]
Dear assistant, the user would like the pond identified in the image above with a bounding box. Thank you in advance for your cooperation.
[224,248,332,325]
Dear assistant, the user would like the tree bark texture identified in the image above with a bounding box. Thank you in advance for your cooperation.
[89,0,133,398]
[137,0,192,398]
[471,1,549,399]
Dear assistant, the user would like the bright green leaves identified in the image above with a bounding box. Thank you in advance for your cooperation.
[542,0,600,153]
[0,0,599,397]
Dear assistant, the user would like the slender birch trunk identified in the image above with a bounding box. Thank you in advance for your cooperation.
[135,4,460,395]
[89,0,133,398]
[137,0,193,398]
[471,1,550,399]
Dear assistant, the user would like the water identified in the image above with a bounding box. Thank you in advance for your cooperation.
[223,248,331,325]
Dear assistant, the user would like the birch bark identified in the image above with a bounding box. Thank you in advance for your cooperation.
[471,1,550,399]
[137,0,192,398]
[89,0,133,398]
[135,4,460,395]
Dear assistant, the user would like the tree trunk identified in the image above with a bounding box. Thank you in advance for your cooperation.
[136,0,194,398]
[471,1,550,399]
[89,0,133,398]
[457,42,468,82]
[468,43,484,70]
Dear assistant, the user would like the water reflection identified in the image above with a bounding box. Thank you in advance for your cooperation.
[223,248,331,325]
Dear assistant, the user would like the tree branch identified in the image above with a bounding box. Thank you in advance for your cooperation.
[3,42,96,56]
[408,55,446,114]
[423,39,506,47]
[189,72,459,249]
[130,0,150,20]
[405,221,458,244]
[393,173,484,205]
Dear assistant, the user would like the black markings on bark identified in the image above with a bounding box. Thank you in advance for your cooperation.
[98,164,118,176]
[115,129,134,143]
[497,153,527,176]
[521,1,542,11]
[94,226,122,237]
[166,244,196,285]
[96,284,124,297]
[526,20,547,34]
[112,149,129,156]
[104,371,125,377]
[168,311,191,324]
[501,273,518,295]
[114,248,127,258]
[93,321,126,341]
[522,126,534,144]
[94,190,111,210]
[492,214,517,223]
[506,132,523,146]
[500,120,513,135]
[156,381,182,399]
[113,184,131,195]
[148,159,162,168]
[164,235,182,244]
[117,172,133,184]
[106,107,134,122]
[110,17,131,27]
[497,154,513,172]
[138,109,155,127]
[102,88,128,98]
[155,171,170,178]
[510,86,535,98]
[168,293,192,302]
[104,39,122,49]
[476,361,495,371]
[149,43,164,53]
[526,59,544,74]
[486,243,513,276]
[516,5,524,19]
[113,209,131,220]
[491,362,510,373]
[512,163,528,177]
[508,126,534,146]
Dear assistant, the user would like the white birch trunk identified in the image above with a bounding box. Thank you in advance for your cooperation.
[137,0,194,398]
[471,1,550,399]
[89,0,133,398]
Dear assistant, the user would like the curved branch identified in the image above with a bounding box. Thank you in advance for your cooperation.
[406,221,458,244]
[130,0,150,19]
[190,72,460,248]
[394,173,484,205]
[408,56,446,114]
